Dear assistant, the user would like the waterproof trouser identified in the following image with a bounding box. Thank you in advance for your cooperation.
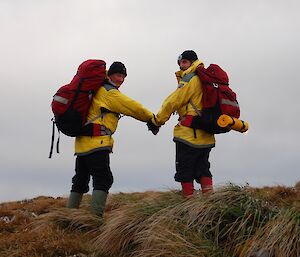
[71,150,113,194]
[175,141,212,183]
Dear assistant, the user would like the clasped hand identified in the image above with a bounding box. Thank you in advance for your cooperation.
[147,120,160,135]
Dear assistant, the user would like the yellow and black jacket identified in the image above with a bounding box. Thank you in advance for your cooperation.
[75,81,153,155]
[153,60,215,148]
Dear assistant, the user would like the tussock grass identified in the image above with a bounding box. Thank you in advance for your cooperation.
[105,191,166,212]
[243,208,300,257]
[92,190,184,257]
[250,184,300,211]
[92,205,149,256]
[131,218,223,257]
[295,181,300,190]
[1,183,300,257]
[124,185,278,257]
[91,185,298,257]
[165,185,278,255]
[32,208,102,233]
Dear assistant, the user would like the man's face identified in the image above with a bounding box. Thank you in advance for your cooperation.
[109,73,126,87]
[179,59,192,71]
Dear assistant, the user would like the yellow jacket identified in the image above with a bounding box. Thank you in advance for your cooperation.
[75,82,153,155]
[154,60,215,148]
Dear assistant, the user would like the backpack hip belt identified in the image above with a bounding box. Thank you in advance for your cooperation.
[91,124,112,136]
[179,100,202,127]
[180,114,197,127]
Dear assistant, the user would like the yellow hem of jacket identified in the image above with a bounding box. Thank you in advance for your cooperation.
[75,146,112,156]
[173,137,215,148]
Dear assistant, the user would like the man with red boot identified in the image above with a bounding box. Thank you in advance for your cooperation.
[149,50,215,197]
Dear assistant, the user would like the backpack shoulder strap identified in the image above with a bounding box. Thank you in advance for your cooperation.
[189,100,202,116]
[85,83,118,125]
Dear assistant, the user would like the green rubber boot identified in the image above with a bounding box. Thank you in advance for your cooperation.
[90,190,108,217]
[67,192,83,208]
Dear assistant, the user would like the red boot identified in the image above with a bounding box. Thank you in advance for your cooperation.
[200,177,213,194]
[181,182,194,198]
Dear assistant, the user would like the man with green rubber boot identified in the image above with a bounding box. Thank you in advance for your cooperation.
[67,61,154,217]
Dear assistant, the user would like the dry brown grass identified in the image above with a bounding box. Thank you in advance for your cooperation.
[242,208,300,257]
[92,190,184,257]
[0,196,66,214]
[145,185,277,257]
[0,182,299,257]
[249,184,300,211]
[0,225,89,257]
[105,190,165,212]
[0,196,95,257]
[33,208,102,233]
[131,215,223,257]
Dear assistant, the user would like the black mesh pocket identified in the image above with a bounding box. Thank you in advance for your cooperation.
[55,108,83,137]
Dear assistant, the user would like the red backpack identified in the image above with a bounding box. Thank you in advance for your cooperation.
[181,64,240,134]
[49,59,106,157]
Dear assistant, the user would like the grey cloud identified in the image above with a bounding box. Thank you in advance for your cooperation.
[0,0,299,202]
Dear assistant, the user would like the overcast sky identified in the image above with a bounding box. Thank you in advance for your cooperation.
[1,0,299,202]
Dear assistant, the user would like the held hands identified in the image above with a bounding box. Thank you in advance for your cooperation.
[147,120,160,135]
[147,115,160,135]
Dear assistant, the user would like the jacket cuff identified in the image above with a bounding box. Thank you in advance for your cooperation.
[151,115,161,126]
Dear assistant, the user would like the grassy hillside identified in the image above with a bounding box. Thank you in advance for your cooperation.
[0,182,299,257]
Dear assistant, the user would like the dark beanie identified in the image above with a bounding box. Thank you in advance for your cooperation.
[107,61,127,77]
[177,50,198,64]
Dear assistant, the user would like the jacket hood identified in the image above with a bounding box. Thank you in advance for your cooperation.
[175,59,204,83]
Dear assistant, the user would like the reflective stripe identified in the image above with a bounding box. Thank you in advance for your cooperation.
[85,114,102,125]
[181,72,196,83]
[221,99,239,107]
[103,83,118,91]
[100,125,112,136]
[53,95,68,104]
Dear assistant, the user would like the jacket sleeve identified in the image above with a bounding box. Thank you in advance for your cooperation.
[154,77,198,126]
[101,89,153,122]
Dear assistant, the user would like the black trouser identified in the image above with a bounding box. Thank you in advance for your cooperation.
[71,150,113,194]
[175,141,212,183]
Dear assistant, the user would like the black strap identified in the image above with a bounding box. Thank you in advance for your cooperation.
[49,118,55,158]
[49,118,61,158]
[56,129,60,154]
[241,120,246,131]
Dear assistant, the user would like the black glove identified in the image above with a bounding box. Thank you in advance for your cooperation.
[147,120,160,135]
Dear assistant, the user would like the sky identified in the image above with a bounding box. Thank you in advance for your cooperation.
[0,0,299,202]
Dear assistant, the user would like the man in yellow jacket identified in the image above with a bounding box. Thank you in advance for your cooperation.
[151,50,215,197]
[67,61,153,216]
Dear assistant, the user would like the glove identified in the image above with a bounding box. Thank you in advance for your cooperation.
[147,120,160,135]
